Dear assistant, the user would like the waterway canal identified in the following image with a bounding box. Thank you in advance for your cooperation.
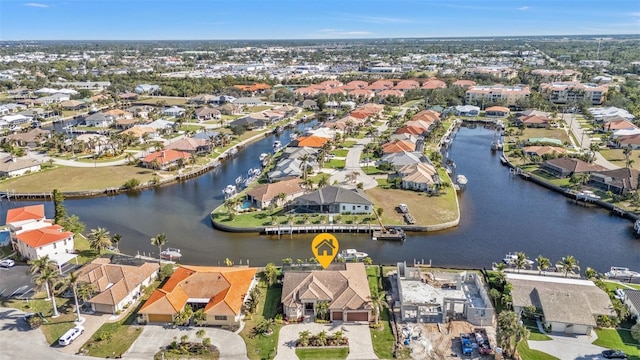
[1,125,636,272]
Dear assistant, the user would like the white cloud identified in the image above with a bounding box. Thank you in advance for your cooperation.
[518,6,530,11]
[23,2,49,7]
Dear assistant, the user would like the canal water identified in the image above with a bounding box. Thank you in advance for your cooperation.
[1,125,636,272]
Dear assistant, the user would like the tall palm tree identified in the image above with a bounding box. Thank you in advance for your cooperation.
[76,282,96,305]
[151,233,167,262]
[299,154,311,181]
[512,252,530,273]
[88,227,112,253]
[28,255,58,300]
[62,271,83,322]
[535,255,551,275]
[32,266,60,318]
[369,291,386,325]
[111,233,122,253]
[556,255,580,278]
[317,175,329,188]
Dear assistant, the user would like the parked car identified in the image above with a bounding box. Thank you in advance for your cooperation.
[602,349,628,359]
[0,259,15,268]
[58,326,84,346]
[460,333,473,355]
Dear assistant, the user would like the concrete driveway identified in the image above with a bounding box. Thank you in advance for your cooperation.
[275,321,378,360]
[0,307,77,359]
[125,324,249,360]
[528,333,608,360]
[0,264,34,299]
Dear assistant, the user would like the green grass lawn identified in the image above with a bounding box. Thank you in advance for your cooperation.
[362,166,385,175]
[211,207,377,229]
[134,97,188,106]
[603,281,640,292]
[1,296,76,346]
[240,277,283,360]
[518,341,560,360]
[331,149,349,157]
[600,149,640,171]
[326,159,346,170]
[295,347,349,359]
[592,328,640,357]
[341,140,357,148]
[245,105,273,113]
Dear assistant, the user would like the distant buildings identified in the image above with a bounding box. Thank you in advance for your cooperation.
[540,82,608,105]
[465,85,530,107]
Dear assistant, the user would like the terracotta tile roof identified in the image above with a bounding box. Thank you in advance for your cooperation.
[322,88,347,95]
[340,80,369,90]
[452,79,476,87]
[246,177,305,203]
[348,89,374,98]
[5,204,45,224]
[293,87,320,96]
[234,83,271,92]
[421,79,447,89]
[142,149,192,165]
[393,80,420,90]
[295,135,329,148]
[606,120,637,130]
[16,224,73,248]
[365,80,394,90]
[377,89,404,98]
[523,146,567,156]
[319,80,343,88]
[486,106,510,113]
[412,110,440,123]
[139,266,256,316]
[395,125,425,136]
[121,126,156,138]
[382,140,416,153]
[405,120,434,130]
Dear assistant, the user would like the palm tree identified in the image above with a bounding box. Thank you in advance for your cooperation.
[151,233,167,262]
[299,154,311,180]
[62,271,83,322]
[317,330,328,346]
[556,255,580,277]
[32,266,60,318]
[317,174,329,188]
[298,330,311,347]
[315,301,330,321]
[369,291,386,325]
[535,255,551,275]
[111,233,122,253]
[76,282,95,304]
[28,255,58,301]
[88,227,112,253]
[275,192,287,207]
[512,252,530,273]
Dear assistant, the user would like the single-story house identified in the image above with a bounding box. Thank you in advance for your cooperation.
[138,265,257,326]
[282,147,319,161]
[232,97,264,107]
[516,114,551,128]
[268,158,305,181]
[165,137,210,154]
[5,128,50,148]
[84,113,116,128]
[622,289,640,321]
[397,162,440,192]
[288,185,373,214]
[77,257,159,314]
[141,150,192,170]
[163,106,186,118]
[485,106,510,117]
[229,117,266,130]
[281,263,372,322]
[379,151,429,168]
[245,177,306,209]
[194,107,221,122]
[589,168,640,194]
[147,119,176,134]
[451,105,480,117]
[293,135,329,148]
[382,140,416,154]
[0,155,41,178]
[217,103,240,115]
[522,146,567,158]
[508,273,615,335]
[121,126,158,142]
[540,158,607,178]
[301,99,318,110]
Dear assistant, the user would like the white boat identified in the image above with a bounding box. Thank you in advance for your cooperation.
[605,266,640,279]
[273,140,281,148]
[634,219,640,234]
[576,190,601,201]
[491,141,503,151]
[222,184,237,198]
[456,174,468,186]
[160,248,182,260]
[259,153,269,161]
[337,249,368,261]
[502,253,534,266]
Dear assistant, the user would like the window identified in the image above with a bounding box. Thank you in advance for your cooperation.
[352,206,355,210]
[214,315,227,321]
[53,243,57,249]
[342,206,345,210]
[364,206,369,210]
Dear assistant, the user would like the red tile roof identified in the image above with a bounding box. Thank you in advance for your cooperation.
[6,204,45,225]
[296,135,329,148]
[452,79,477,87]
[486,106,510,113]
[142,149,191,165]
[421,79,447,89]
[16,224,73,248]
[382,140,416,153]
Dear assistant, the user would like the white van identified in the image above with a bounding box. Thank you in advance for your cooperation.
[58,326,84,346]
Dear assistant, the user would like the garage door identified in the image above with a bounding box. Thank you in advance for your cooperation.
[148,314,173,323]
[346,312,368,322]
[332,311,343,321]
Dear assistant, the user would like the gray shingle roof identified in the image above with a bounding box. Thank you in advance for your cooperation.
[293,186,372,206]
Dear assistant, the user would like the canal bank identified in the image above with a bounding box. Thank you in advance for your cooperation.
[0,125,637,273]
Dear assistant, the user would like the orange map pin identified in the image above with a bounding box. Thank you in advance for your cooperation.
[311,233,339,269]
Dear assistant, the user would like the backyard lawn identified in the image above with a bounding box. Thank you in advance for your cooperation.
[517,341,560,360]
[295,347,348,359]
[240,275,283,360]
[1,296,76,346]
[600,149,640,171]
[592,328,640,357]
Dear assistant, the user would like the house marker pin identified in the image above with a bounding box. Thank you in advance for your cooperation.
[311,233,339,269]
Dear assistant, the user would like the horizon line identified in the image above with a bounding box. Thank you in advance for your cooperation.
[1,33,639,42]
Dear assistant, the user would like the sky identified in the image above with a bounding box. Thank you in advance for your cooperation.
[0,0,639,41]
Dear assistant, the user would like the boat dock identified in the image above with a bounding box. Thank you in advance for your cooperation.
[263,224,381,236]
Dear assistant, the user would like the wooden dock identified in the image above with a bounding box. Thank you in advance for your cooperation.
[263,224,381,236]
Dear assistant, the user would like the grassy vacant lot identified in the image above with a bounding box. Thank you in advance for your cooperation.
[245,105,273,113]
[365,186,458,226]
[517,341,560,360]
[134,97,188,106]
[211,207,378,228]
[295,347,348,359]
[330,149,349,157]
[240,274,283,360]
[600,149,640,171]
[519,128,570,144]
[0,165,158,192]
[592,328,640,357]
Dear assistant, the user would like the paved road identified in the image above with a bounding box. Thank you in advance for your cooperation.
[275,321,378,360]
[125,324,249,360]
[562,114,618,170]
[0,264,34,299]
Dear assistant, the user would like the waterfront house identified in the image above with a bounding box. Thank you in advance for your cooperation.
[288,185,373,214]
[0,114,32,128]
[141,150,192,170]
[380,151,429,168]
[282,147,319,161]
[76,257,159,315]
[165,137,210,154]
[515,114,551,128]
[508,273,614,335]
[229,117,266,131]
[84,112,115,128]
[162,106,186,118]
[522,145,566,158]
[0,154,42,178]
[138,265,257,326]
[194,107,221,122]
[451,105,480,117]
[245,177,305,209]
[232,97,264,107]
[268,158,305,182]
[540,158,607,178]
[281,263,372,322]
[589,168,640,194]
[622,289,640,322]
[485,106,511,118]
[5,128,50,148]
[104,109,134,120]
[382,140,416,154]
[6,204,75,264]
[60,100,86,111]
[292,135,329,148]
[397,162,440,192]
[301,99,318,110]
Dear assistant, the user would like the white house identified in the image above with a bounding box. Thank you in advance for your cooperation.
[162,106,186,118]
[84,113,115,128]
[5,205,75,263]
[0,155,41,178]
[135,84,161,94]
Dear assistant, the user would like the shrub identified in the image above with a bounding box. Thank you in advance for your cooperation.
[94,331,113,342]
[123,178,141,189]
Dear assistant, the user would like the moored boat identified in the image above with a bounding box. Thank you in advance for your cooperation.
[456,174,468,186]
[372,227,406,241]
[337,249,368,261]
[502,252,534,266]
[160,248,182,260]
[605,266,640,279]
